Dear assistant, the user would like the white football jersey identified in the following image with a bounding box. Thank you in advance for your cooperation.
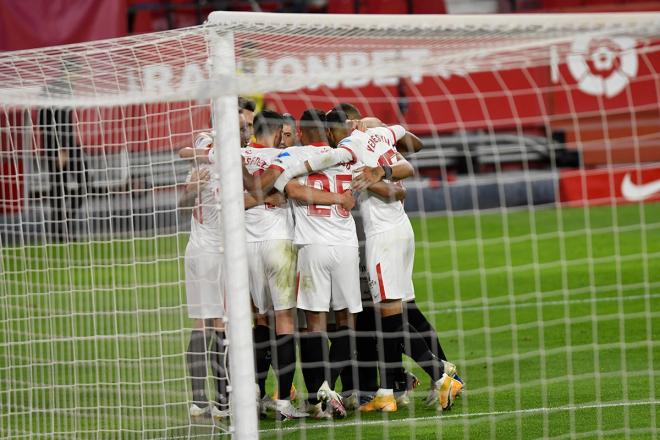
[187,165,224,249]
[337,125,410,237]
[242,143,294,242]
[271,144,358,247]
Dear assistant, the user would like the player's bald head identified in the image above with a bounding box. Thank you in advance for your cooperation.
[299,108,327,145]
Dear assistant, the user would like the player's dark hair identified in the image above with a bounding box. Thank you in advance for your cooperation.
[238,96,256,112]
[282,112,296,127]
[328,102,362,124]
[253,110,284,138]
[299,108,326,133]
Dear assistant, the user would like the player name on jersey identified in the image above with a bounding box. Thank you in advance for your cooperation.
[340,125,411,237]
[242,144,294,242]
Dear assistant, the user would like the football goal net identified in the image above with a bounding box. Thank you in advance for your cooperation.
[1,10,659,439]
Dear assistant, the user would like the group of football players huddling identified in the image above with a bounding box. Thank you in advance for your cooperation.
[178,97,463,422]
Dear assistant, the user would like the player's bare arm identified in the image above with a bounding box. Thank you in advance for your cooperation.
[352,157,415,191]
[243,163,282,194]
[178,147,211,163]
[366,180,407,202]
[264,191,287,207]
[243,192,260,210]
[359,116,385,129]
[284,180,355,212]
[178,167,210,209]
[396,131,424,157]
[244,191,286,209]
[272,149,354,193]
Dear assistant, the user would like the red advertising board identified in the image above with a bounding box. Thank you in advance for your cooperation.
[560,164,660,205]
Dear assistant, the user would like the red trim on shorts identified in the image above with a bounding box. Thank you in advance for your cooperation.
[269,164,284,173]
[376,263,386,301]
[295,272,301,298]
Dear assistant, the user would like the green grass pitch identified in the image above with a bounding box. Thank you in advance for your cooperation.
[1,203,659,439]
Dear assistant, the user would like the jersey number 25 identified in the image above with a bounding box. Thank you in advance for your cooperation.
[306,173,352,218]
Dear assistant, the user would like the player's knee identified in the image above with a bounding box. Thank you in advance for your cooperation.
[379,299,403,316]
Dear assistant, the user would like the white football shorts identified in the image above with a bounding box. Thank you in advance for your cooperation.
[185,241,225,319]
[366,221,415,303]
[247,239,298,314]
[296,244,362,313]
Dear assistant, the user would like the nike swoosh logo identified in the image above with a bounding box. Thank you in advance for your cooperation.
[621,173,660,201]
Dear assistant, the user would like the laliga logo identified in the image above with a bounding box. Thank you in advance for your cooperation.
[565,36,638,98]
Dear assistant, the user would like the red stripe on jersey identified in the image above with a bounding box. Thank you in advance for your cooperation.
[376,263,386,301]
[387,127,398,144]
[249,142,269,149]
[339,146,357,164]
[269,164,284,173]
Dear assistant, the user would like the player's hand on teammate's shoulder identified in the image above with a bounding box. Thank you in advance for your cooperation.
[340,189,356,211]
[264,191,287,208]
[346,116,383,133]
[352,165,385,191]
[346,119,365,133]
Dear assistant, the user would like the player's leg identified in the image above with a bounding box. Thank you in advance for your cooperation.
[186,318,211,415]
[253,312,272,401]
[210,317,230,418]
[205,250,229,418]
[358,299,403,413]
[376,222,445,377]
[348,301,379,401]
[247,241,274,401]
[328,309,354,392]
[323,245,361,417]
[397,224,451,364]
[185,243,226,417]
[397,225,462,409]
[359,231,407,412]
[263,240,298,405]
[290,244,333,419]
[293,310,335,420]
[403,300,448,360]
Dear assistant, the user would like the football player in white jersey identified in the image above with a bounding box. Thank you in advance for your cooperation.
[179,133,229,420]
[268,109,358,419]
[242,110,307,419]
[326,105,463,412]
[333,103,465,393]
[271,104,463,412]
